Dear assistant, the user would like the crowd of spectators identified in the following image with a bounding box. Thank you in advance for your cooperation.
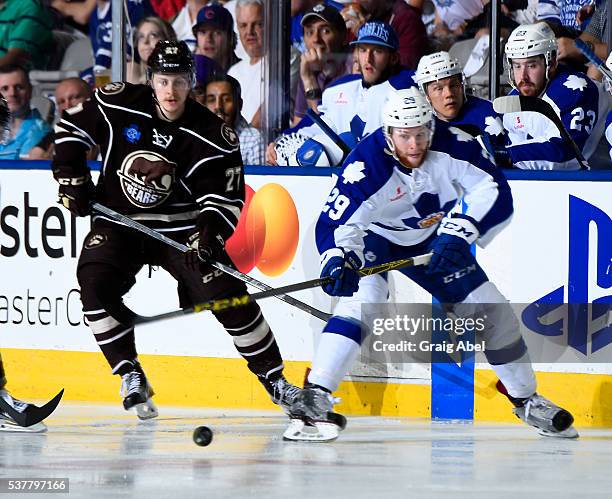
[0,0,608,167]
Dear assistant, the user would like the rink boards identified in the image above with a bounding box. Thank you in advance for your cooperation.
[1,163,612,426]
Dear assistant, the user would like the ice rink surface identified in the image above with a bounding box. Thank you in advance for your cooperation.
[2,404,612,499]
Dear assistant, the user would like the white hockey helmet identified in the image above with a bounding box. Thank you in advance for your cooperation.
[382,87,434,154]
[414,51,465,93]
[505,23,557,90]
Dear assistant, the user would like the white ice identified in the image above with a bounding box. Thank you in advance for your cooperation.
[2,403,612,499]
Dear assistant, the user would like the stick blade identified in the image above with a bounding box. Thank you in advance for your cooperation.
[0,389,64,427]
[493,95,522,114]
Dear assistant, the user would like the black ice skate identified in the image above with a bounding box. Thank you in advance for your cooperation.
[0,390,47,433]
[513,393,578,438]
[120,364,158,420]
[283,385,347,442]
[258,375,302,414]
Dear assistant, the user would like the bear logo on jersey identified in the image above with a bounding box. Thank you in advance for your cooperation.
[84,233,108,249]
[99,82,125,95]
[221,124,239,147]
[117,150,176,208]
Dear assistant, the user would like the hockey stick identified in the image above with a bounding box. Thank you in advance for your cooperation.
[305,108,352,159]
[492,95,590,169]
[91,203,331,322]
[130,253,432,325]
[574,39,612,84]
[0,389,64,427]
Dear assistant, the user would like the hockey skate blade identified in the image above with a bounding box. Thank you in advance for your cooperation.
[283,419,340,442]
[536,425,579,439]
[0,418,47,433]
[134,400,158,420]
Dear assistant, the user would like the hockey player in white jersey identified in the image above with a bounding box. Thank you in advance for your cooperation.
[284,88,578,442]
[502,22,606,170]
[413,51,508,166]
[268,21,415,166]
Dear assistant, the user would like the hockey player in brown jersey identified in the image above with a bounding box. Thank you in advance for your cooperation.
[52,40,300,419]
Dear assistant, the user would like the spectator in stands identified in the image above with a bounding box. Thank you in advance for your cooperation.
[173,0,208,51]
[0,0,54,69]
[357,0,427,69]
[127,17,176,85]
[294,4,350,124]
[193,4,239,72]
[228,0,265,128]
[90,0,154,78]
[50,0,96,29]
[26,77,94,159]
[204,73,263,165]
[0,65,51,159]
[538,0,593,33]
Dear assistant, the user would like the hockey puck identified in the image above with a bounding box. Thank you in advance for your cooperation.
[193,425,213,446]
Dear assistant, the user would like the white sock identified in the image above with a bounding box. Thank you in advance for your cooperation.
[491,352,537,399]
[308,332,361,392]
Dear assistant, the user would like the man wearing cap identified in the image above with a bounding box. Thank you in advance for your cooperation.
[193,4,239,72]
[294,3,351,123]
[266,20,415,166]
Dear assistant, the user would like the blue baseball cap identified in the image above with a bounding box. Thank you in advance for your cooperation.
[193,4,234,35]
[350,21,398,51]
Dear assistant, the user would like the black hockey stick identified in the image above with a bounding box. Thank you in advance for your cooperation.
[305,108,352,160]
[574,39,612,84]
[492,95,590,169]
[0,389,64,427]
[91,203,331,322]
[131,253,432,326]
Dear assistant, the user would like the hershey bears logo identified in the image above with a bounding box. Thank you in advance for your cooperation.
[221,124,239,146]
[99,82,125,95]
[84,233,108,249]
[117,150,176,208]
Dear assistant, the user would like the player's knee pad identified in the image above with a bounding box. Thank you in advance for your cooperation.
[296,138,331,167]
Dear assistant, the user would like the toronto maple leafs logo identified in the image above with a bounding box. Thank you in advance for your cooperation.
[484,116,504,136]
[342,161,366,184]
[564,75,588,92]
[449,127,474,142]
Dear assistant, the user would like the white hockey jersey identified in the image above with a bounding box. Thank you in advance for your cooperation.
[503,67,607,170]
[315,122,513,263]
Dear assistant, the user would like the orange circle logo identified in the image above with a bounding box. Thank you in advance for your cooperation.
[226,183,299,276]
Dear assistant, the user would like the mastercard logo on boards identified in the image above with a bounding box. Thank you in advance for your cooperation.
[225,183,299,276]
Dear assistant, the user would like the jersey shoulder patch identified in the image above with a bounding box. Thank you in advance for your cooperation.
[221,123,239,147]
[98,81,125,96]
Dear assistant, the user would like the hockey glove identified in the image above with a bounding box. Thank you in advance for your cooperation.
[185,229,225,270]
[55,174,95,217]
[427,217,479,275]
[320,249,362,297]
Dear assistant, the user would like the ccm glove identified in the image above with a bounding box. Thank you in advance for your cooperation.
[186,229,225,270]
[55,174,95,217]
[320,248,362,297]
[427,217,479,275]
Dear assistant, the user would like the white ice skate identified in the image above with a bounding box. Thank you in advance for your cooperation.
[283,386,346,442]
[513,393,579,439]
[0,390,47,433]
[120,368,158,420]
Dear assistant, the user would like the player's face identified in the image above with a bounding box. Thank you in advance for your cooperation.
[511,56,547,97]
[357,44,396,85]
[152,73,191,120]
[303,19,343,54]
[196,26,228,63]
[425,75,464,121]
[205,81,236,125]
[137,22,164,64]
[390,125,430,169]
[0,70,31,115]
[236,4,264,59]
[55,80,91,114]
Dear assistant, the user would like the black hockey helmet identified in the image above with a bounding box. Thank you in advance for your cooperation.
[147,40,195,82]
